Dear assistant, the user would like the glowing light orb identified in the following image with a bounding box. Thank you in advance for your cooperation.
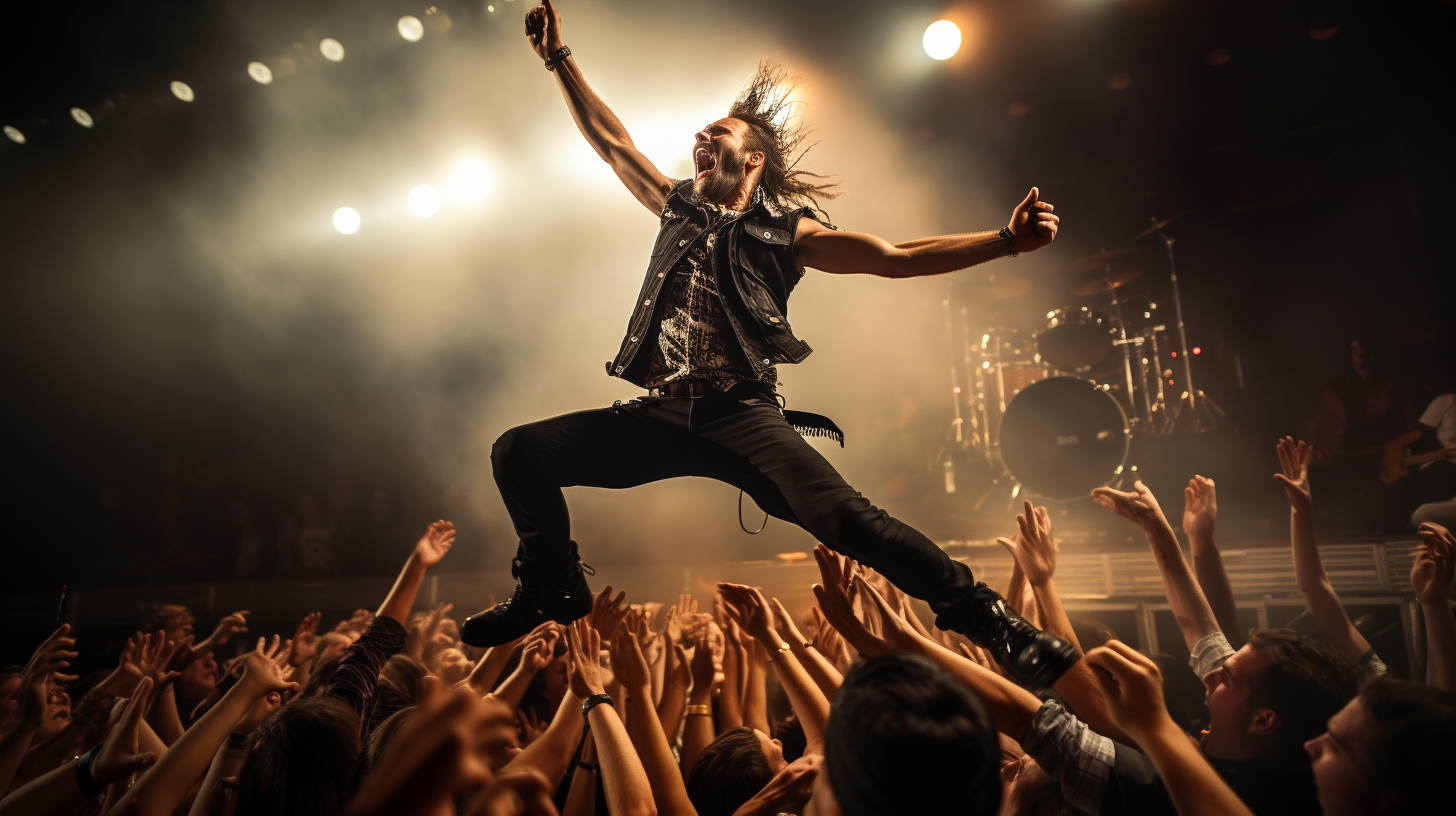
[170,81,195,102]
[923,21,961,60]
[333,207,361,235]
[447,159,493,204]
[407,185,440,218]
[71,108,94,128]
[320,38,346,62]
[4,125,24,144]
[247,62,273,84]
[398,16,424,42]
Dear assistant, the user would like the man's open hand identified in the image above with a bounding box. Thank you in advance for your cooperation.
[1182,476,1218,540]
[524,0,565,61]
[1007,187,1059,252]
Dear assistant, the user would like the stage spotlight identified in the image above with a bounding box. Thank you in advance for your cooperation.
[487,4,495,11]
[4,125,24,144]
[71,108,94,128]
[923,21,961,60]
[398,16,424,42]
[408,185,440,218]
[333,207,361,235]
[320,38,346,62]
[447,159,493,204]
[247,61,273,84]
[170,81,195,102]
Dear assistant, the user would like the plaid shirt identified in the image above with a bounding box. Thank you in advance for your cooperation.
[1021,699,1117,815]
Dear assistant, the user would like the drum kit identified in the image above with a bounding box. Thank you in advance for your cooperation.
[939,213,1224,502]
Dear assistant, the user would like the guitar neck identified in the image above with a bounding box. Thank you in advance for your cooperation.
[1404,449,1455,467]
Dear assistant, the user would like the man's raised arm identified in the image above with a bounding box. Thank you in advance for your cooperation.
[526,0,673,214]
[793,187,1058,277]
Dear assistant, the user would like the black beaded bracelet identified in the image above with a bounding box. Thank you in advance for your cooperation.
[581,692,614,719]
[544,46,571,71]
[998,227,1018,258]
[577,761,600,772]
[75,745,103,798]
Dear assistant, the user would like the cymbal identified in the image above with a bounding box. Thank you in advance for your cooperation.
[1131,210,1190,241]
[1069,247,1141,273]
[961,273,1032,301]
[1074,269,1143,296]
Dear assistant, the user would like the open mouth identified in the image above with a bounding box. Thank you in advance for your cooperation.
[693,146,717,181]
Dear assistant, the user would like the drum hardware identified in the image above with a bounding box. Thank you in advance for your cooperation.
[998,377,1132,500]
[960,273,1033,302]
[1073,268,1144,296]
[1130,209,1190,241]
[1069,247,1142,273]
[1137,218,1224,434]
[1037,306,1114,371]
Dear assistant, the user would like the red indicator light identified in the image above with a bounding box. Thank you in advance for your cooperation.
[1192,347,1202,355]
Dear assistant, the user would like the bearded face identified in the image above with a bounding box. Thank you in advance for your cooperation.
[693,141,749,204]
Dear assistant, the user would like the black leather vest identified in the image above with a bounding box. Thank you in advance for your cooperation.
[606,180,826,387]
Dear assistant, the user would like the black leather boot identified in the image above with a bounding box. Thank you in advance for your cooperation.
[461,545,595,648]
[934,582,1080,688]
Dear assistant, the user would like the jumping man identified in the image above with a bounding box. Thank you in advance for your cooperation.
[462,0,1076,687]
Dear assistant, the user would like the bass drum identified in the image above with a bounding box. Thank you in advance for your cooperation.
[998,377,1130,500]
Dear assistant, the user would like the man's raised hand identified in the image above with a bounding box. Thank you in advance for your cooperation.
[1273,436,1314,510]
[1084,640,1173,744]
[1413,523,1456,605]
[1181,476,1218,540]
[1092,480,1170,532]
[1007,187,1059,252]
[998,502,1058,587]
[523,0,564,60]
[415,520,456,569]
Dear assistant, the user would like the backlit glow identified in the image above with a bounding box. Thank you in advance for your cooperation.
[407,185,440,218]
[398,16,424,42]
[320,38,345,62]
[923,21,961,60]
[247,62,273,84]
[3,126,24,144]
[170,81,195,102]
[446,159,493,204]
[332,207,361,235]
[71,108,94,128]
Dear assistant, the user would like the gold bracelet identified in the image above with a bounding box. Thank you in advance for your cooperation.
[686,704,712,716]
[767,642,791,662]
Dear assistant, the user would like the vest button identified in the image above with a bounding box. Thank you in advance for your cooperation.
[678,239,687,246]
[643,299,651,306]
[762,358,770,365]
[630,336,637,342]
[763,230,772,238]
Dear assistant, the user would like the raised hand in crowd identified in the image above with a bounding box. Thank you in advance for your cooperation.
[589,586,631,638]
[0,624,78,795]
[188,609,249,659]
[1085,641,1255,816]
[729,754,819,816]
[564,618,656,816]
[1093,480,1222,650]
[1274,436,1379,670]
[346,677,519,816]
[378,520,456,626]
[1181,476,1243,648]
[0,677,158,816]
[335,608,376,641]
[1414,522,1456,691]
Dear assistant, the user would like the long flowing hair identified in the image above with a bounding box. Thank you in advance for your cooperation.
[726,60,839,214]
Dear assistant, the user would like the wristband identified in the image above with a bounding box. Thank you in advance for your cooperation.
[544,46,572,71]
[581,692,613,719]
[686,704,712,716]
[577,761,600,773]
[75,745,103,798]
[998,227,1018,258]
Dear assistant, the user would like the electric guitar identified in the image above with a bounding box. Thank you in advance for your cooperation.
[1380,430,1455,484]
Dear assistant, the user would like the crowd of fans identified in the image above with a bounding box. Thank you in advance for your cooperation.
[3,435,1455,816]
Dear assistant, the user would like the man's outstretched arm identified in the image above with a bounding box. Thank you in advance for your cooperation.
[526,1,672,214]
[794,187,1058,277]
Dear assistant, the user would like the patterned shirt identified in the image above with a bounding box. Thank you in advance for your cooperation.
[642,203,777,392]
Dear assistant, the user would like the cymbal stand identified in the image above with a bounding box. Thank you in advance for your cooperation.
[1144,323,1169,423]
[960,307,989,454]
[940,299,964,446]
[1105,268,1144,427]
[1155,228,1224,433]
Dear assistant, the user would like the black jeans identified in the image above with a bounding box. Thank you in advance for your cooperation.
[490,385,977,614]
